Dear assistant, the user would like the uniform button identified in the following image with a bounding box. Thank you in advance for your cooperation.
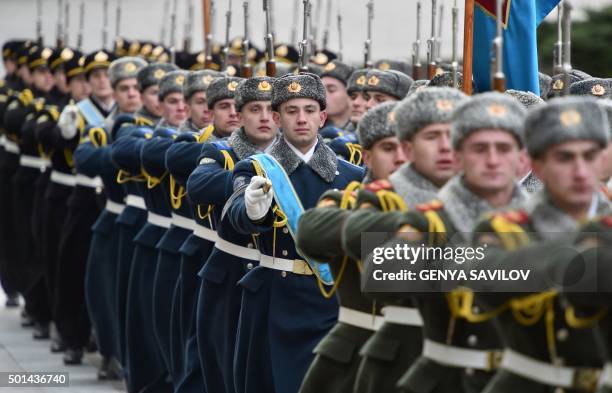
[467,335,478,347]
[465,368,474,376]
[96,186,103,194]
[282,227,289,234]
[246,263,253,270]
[282,250,288,256]
[281,271,287,278]
[556,328,569,342]
[247,243,254,249]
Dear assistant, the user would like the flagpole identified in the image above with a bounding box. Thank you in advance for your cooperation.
[462,0,474,95]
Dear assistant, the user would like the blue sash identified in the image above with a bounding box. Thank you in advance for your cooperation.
[250,153,334,285]
[76,99,105,126]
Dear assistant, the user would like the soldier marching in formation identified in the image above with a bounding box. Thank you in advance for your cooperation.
[1,1,612,393]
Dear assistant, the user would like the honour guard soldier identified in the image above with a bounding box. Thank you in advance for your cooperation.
[363,69,413,110]
[468,96,611,393]
[297,101,404,393]
[598,101,612,198]
[47,48,72,107]
[204,76,244,138]
[111,63,178,380]
[320,60,354,130]
[346,69,369,134]
[80,56,146,374]
[178,70,222,133]
[163,71,226,393]
[2,40,27,91]
[188,76,277,393]
[226,73,364,393]
[155,70,188,130]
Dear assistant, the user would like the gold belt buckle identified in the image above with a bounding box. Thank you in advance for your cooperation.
[486,350,504,372]
[292,260,313,276]
[573,368,601,392]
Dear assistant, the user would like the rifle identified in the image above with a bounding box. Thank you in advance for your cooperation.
[204,0,214,69]
[364,0,373,69]
[298,0,311,72]
[322,0,332,50]
[77,1,84,51]
[102,0,109,49]
[412,0,423,80]
[561,0,572,96]
[552,2,563,75]
[337,11,343,62]
[160,0,170,45]
[221,0,233,71]
[116,0,122,40]
[491,0,505,92]
[64,0,70,46]
[241,0,252,77]
[183,0,194,52]
[169,0,179,63]
[36,0,43,45]
[263,0,276,76]
[436,2,444,64]
[57,0,65,48]
[427,0,437,79]
[451,0,459,88]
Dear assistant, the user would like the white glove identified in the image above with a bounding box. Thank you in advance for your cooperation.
[245,176,274,221]
[58,105,80,140]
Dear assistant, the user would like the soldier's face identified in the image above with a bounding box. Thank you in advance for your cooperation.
[141,85,163,117]
[68,74,90,101]
[162,92,188,127]
[17,65,32,85]
[363,136,407,180]
[240,101,278,148]
[349,91,367,124]
[402,123,455,187]
[32,67,54,93]
[187,91,212,130]
[88,68,113,100]
[113,78,141,114]
[4,59,16,74]
[455,130,521,199]
[53,69,69,94]
[533,140,604,213]
[364,91,397,110]
[275,98,327,152]
[599,143,612,182]
[212,98,240,137]
[322,77,350,119]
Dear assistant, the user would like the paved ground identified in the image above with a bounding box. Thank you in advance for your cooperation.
[0,293,125,392]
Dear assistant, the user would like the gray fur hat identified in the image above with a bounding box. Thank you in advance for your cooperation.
[374,59,411,76]
[428,71,464,90]
[524,95,610,158]
[235,76,275,112]
[347,69,369,95]
[451,91,526,149]
[538,72,552,99]
[184,70,223,99]
[598,100,612,136]
[108,56,148,87]
[159,70,188,100]
[363,69,413,99]
[505,89,545,109]
[357,101,397,149]
[395,87,468,141]
[320,60,355,85]
[271,72,326,111]
[570,78,612,99]
[206,76,244,108]
[548,70,591,98]
[406,80,429,96]
[137,62,178,91]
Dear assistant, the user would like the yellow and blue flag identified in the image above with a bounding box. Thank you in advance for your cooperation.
[473,0,560,95]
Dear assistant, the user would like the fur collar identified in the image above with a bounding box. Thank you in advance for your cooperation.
[438,175,527,236]
[389,163,440,209]
[269,135,338,182]
[228,128,279,160]
[178,119,201,133]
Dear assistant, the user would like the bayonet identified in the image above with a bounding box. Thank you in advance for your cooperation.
[364,0,373,68]
[221,0,233,71]
[36,0,43,45]
[116,0,122,39]
[561,0,572,96]
[170,0,179,63]
[553,2,563,75]
[57,0,64,48]
[337,9,343,62]
[241,0,252,77]
[298,0,311,72]
[263,0,276,76]
[64,0,70,46]
[204,0,215,69]
[427,0,438,79]
[412,0,423,80]
[491,0,505,92]
[77,1,84,51]
[436,2,444,64]
[183,0,194,52]
[451,0,459,88]
[102,0,109,49]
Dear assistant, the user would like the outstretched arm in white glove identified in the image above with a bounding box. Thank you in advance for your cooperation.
[245,175,274,221]
[58,105,80,140]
